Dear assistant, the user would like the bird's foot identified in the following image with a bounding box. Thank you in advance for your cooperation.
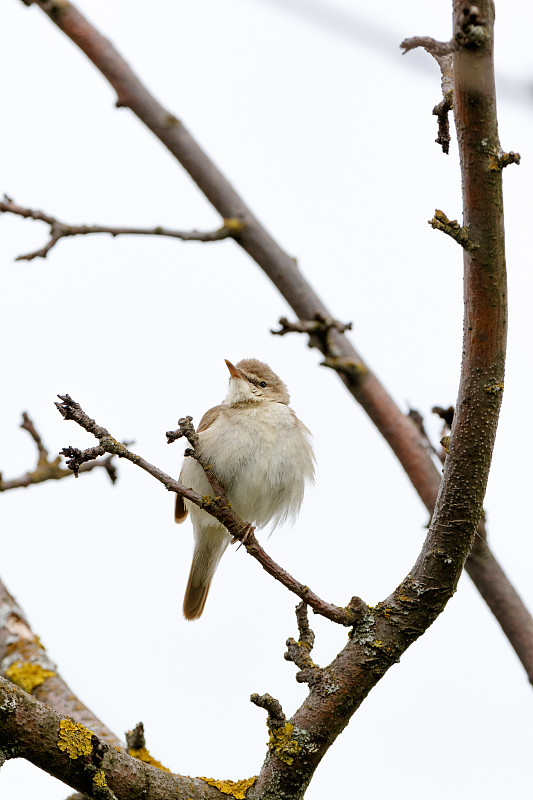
[232,523,255,549]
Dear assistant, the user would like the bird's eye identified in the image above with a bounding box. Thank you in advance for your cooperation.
[259,381,267,388]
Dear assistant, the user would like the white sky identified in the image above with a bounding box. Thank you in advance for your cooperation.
[1,1,533,798]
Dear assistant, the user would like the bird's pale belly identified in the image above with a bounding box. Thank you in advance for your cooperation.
[199,404,309,528]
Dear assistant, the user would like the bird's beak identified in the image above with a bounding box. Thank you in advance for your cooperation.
[225,359,246,380]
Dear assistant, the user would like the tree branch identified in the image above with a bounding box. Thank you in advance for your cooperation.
[0,195,239,261]
[0,674,229,800]
[56,394,366,626]
[0,577,123,749]
[0,412,117,492]
[17,0,533,686]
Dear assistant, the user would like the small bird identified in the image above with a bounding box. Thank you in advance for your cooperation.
[175,358,315,620]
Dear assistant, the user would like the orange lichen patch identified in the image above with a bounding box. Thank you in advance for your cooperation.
[268,722,301,765]
[57,719,93,759]
[128,747,170,773]
[200,777,256,799]
[5,660,56,693]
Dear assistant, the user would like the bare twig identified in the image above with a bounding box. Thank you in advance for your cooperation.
[56,394,366,626]
[402,31,455,155]
[401,36,458,58]
[0,195,240,261]
[432,405,455,428]
[0,412,117,492]
[272,316,366,381]
[271,315,352,338]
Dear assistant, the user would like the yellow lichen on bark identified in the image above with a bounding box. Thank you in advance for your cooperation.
[5,660,56,693]
[268,722,301,765]
[128,746,170,772]
[200,777,256,799]
[57,719,93,759]
[93,770,107,788]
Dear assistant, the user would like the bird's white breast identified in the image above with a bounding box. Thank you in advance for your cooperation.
[182,401,314,530]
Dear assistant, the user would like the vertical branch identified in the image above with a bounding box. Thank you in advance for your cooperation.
[251,2,511,795]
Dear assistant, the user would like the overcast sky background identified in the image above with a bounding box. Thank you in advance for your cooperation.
[1,0,533,797]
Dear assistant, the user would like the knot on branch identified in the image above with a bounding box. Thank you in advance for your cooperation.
[250,693,286,730]
[455,5,487,49]
[60,445,106,477]
[429,210,478,251]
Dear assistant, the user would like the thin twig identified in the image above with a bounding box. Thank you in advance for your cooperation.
[0,412,117,492]
[56,394,366,626]
[401,36,458,58]
[0,195,240,261]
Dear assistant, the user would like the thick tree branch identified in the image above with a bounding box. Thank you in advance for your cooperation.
[0,196,238,261]
[249,3,514,795]
[16,0,533,687]
[0,412,117,492]
[0,577,123,749]
[0,675,230,800]
[56,394,366,626]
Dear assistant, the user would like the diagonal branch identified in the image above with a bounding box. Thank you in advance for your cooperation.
[0,195,239,261]
[251,7,513,795]
[0,576,124,749]
[0,674,230,800]
[17,0,533,684]
[55,394,366,626]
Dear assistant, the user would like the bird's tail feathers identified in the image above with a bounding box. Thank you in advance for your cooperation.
[183,528,230,620]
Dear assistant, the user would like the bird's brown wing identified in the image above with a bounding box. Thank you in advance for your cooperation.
[174,405,224,523]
